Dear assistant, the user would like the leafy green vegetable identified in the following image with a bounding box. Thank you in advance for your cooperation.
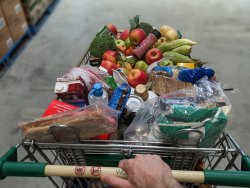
[129,15,140,31]
[90,35,116,58]
[137,22,153,36]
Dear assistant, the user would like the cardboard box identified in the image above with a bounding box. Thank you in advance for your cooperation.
[0,0,28,42]
[41,100,78,117]
[22,0,53,25]
[0,7,13,60]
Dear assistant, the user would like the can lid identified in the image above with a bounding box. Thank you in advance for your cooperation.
[135,84,148,101]
[126,94,144,112]
[151,29,162,39]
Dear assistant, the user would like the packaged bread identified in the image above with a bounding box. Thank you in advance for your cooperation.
[19,102,119,142]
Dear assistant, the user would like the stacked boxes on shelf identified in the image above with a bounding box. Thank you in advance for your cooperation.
[21,0,53,26]
[0,7,13,60]
[0,0,28,42]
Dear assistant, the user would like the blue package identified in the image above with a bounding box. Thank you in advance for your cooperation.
[178,67,215,84]
[153,66,173,76]
[108,83,131,114]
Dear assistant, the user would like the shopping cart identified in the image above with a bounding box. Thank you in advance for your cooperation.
[0,132,250,187]
[1,27,250,188]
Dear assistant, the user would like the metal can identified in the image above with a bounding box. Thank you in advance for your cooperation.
[135,84,149,101]
[125,94,144,113]
[123,94,144,124]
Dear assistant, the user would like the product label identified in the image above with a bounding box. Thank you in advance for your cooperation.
[15,3,22,14]
[22,23,28,32]
[0,18,5,30]
[6,37,14,49]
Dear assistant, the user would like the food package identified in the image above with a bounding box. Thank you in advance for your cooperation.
[149,70,193,96]
[124,77,231,147]
[19,102,119,142]
[63,65,110,91]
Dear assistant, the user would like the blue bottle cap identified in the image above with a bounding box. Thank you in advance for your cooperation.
[92,83,103,97]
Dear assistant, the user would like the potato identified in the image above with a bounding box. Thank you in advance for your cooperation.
[165,29,178,41]
[159,25,172,37]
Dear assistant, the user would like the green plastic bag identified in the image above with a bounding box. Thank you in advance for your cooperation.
[158,105,228,147]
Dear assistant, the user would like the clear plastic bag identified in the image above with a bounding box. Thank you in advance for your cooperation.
[63,65,110,91]
[124,77,231,147]
[20,102,119,143]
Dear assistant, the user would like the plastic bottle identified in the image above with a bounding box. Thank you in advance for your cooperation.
[88,83,108,105]
[133,29,162,59]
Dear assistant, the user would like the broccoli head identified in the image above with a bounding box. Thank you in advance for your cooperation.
[90,35,116,58]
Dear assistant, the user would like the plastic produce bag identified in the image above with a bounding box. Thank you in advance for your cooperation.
[63,65,110,91]
[124,77,231,147]
[20,102,119,143]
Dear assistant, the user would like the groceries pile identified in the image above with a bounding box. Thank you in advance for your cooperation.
[19,16,231,147]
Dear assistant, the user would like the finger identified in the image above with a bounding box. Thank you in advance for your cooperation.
[100,174,132,188]
[118,159,134,172]
[135,154,144,160]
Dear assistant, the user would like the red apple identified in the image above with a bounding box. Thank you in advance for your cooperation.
[129,28,146,46]
[127,69,148,88]
[100,60,117,75]
[102,50,117,63]
[119,29,130,41]
[106,23,118,36]
[145,48,163,65]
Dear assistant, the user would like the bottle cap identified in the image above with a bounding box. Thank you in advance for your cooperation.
[151,29,162,39]
[92,83,103,97]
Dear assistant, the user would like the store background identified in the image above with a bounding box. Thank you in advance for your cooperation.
[0,0,249,187]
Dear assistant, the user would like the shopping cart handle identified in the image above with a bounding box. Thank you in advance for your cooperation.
[204,170,250,187]
[1,148,250,187]
[0,147,46,180]
[0,147,17,180]
[242,155,250,171]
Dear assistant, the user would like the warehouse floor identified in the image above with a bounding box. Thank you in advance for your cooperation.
[0,0,250,187]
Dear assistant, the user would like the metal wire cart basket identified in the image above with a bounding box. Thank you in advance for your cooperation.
[1,27,250,188]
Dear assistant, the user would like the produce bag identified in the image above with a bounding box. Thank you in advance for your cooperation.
[63,65,110,91]
[124,77,231,147]
[20,102,119,143]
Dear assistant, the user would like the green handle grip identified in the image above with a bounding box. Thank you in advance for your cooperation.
[204,170,250,187]
[2,161,46,178]
[0,147,46,179]
[242,155,250,171]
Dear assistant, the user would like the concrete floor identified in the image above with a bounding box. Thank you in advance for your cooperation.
[0,0,250,187]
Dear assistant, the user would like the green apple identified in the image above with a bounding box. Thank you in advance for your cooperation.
[135,60,148,72]
[125,38,131,48]
[115,39,125,47]
[159,59,174,67]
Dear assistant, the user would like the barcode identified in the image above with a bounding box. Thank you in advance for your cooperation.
[0,18,5,30]
[15,3,22,14]
[6,38,14,48]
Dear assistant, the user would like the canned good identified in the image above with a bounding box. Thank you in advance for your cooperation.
[135,84,148,101]
[125,94,144,113]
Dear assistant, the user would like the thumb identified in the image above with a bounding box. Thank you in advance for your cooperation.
[100,174,132,188]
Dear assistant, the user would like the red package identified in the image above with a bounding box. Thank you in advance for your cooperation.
[42,100,78,117]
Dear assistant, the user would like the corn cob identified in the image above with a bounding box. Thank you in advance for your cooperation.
[163,51,193,64]
[158,39,197,52]
[172,45,192,56]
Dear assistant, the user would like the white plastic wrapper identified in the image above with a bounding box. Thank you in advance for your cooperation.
[63,65,110,91]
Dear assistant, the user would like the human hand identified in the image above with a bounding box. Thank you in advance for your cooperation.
[101,154,182,188]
